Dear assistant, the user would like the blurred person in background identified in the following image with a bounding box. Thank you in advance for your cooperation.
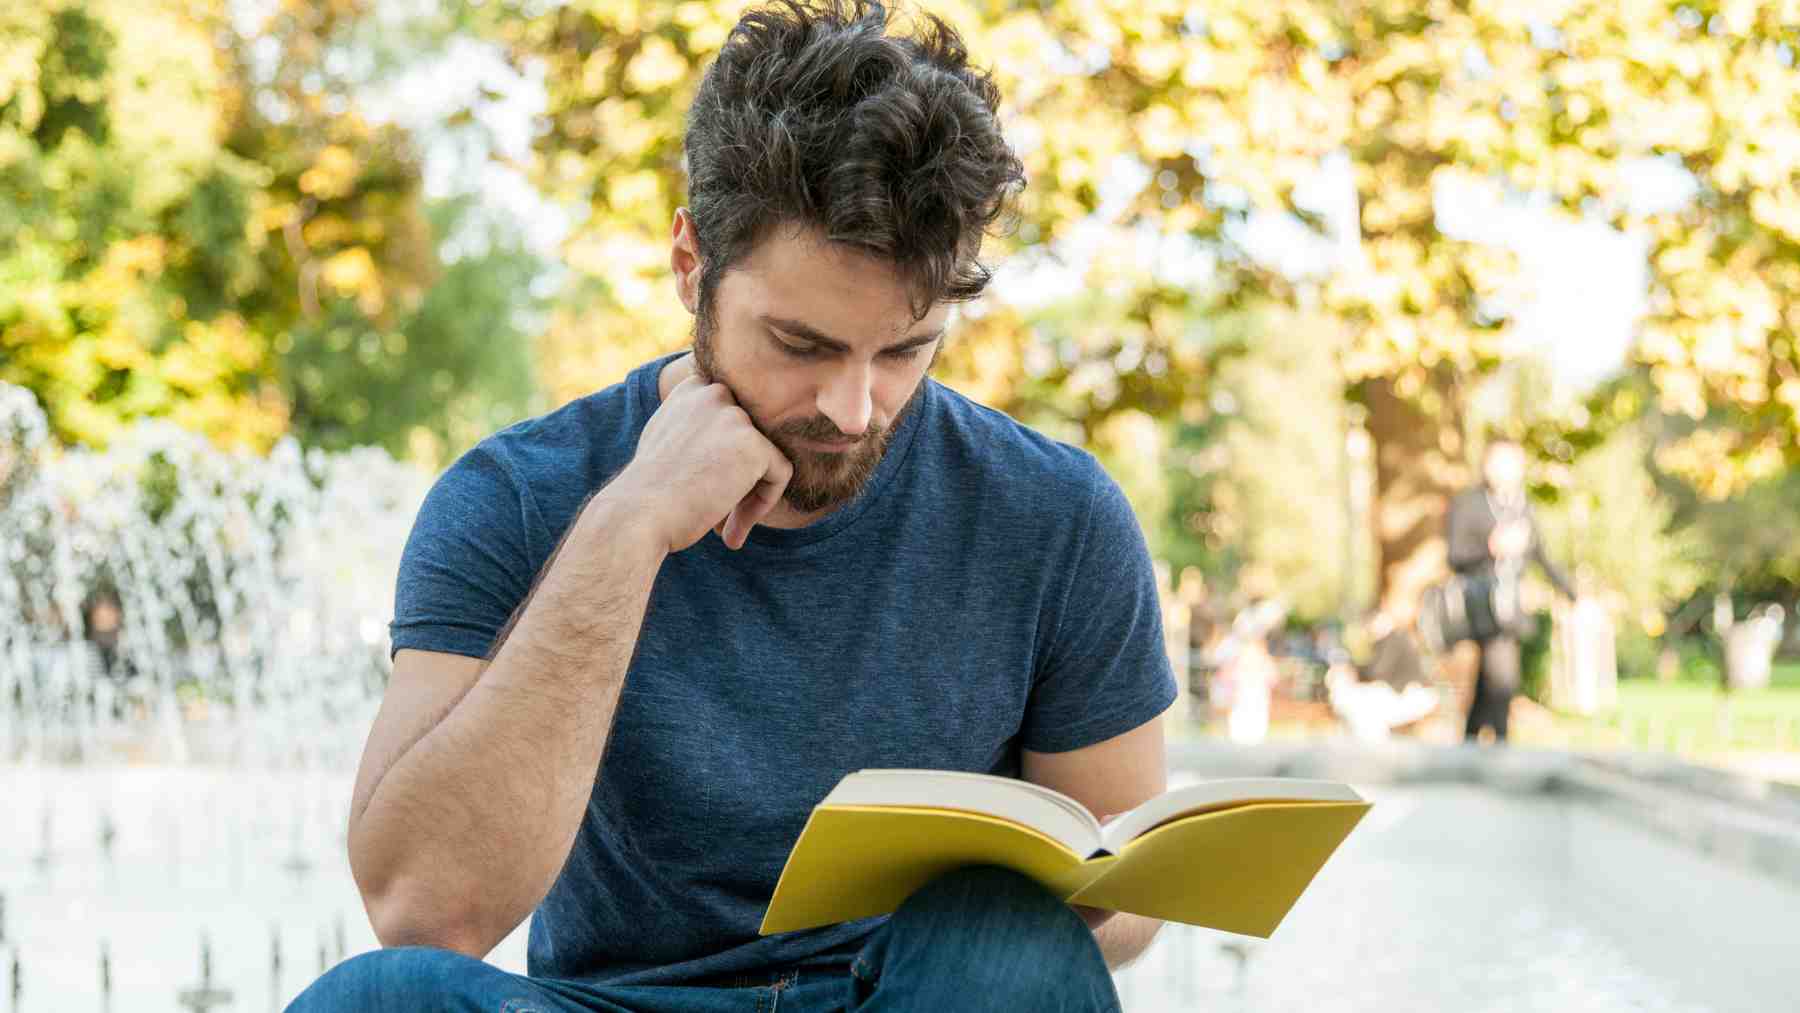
[1326,602,1440,743]
[1213,599,1287,745]
[1446,437,1573,744]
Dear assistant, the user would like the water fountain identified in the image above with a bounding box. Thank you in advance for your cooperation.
[175,933,233,1012]
[6,376,1800,1011]
[269,924,283,999]
[0,382,424,771]
[98,940,111,1008]
[0,381,433,1008]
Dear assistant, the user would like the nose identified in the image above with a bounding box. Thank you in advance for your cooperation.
[816,359,873,438]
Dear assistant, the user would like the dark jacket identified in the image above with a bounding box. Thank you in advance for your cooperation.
[1445,487,1574,599]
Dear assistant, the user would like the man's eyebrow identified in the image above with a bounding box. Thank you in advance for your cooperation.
[760,315,944,353]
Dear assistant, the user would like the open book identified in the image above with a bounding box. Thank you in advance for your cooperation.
[760,769,1369,939]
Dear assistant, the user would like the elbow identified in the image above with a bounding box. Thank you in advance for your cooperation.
[362,877,493,957]
[1121,916,1166,969]
[351,828,493,957]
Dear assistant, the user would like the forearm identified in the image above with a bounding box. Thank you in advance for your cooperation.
[350,495,664,954]
[1076,907,1164,971]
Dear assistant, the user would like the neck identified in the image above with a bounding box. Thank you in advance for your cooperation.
[763,500,832,529]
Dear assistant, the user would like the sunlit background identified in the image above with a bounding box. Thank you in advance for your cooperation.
[3,1,1798,1010]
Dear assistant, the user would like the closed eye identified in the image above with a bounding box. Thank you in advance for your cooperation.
[775,339,823,359]
[772,332,928,361]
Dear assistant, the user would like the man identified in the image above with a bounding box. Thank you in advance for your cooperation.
[1445,437,1573,743]
[291,3,1174,1010]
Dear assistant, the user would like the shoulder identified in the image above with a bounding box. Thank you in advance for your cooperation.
[911,381,1140,575]
[431,361,657,555]
[486,363,652,488]
[481,373,643,485]
[922,380,1116,511]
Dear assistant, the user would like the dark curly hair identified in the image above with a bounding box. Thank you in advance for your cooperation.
[684,0,1024,322]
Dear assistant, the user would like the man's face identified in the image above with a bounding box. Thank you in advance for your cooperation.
[683,221,947,514]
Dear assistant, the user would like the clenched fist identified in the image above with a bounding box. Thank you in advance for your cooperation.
[608,375,794,553]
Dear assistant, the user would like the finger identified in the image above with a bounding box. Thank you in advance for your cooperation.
[721,449,793,550]
[725,485,779,549]
[723,475,782,549]
[765,441,795,491]
[720,493,768,548]
[721,501,749,550]
[737,451,794,533]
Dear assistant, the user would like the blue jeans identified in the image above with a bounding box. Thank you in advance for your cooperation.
[288,866,1121,1012]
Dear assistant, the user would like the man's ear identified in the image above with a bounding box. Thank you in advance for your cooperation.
[671,208,702,315]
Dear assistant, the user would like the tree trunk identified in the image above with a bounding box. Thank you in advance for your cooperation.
[1359,373,1469,617]
[1359,372,1475,732]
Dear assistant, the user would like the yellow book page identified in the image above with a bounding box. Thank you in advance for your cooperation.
[759,805,1107,935]
[1067,801,1370,938]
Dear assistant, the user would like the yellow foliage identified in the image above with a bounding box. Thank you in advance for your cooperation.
[496,0,1800,492]
[626,36,688,93]
[303,214,357,248]
[98,0,224,210]
[102,236,169,278]
[299,145,359,200]
[1132,104,1186,160]
[533,302,687,407]
[320,246,378,296]
[933,308,1024,408]
[0,9,48,130]
[606,170,663,213]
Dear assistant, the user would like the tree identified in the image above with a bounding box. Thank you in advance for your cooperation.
[2,0,545,466]
[274,196,544,462]
[1534,424,1703,632]
[470,0,1800,612]
[1,1,291,448]
[460,2,1237,395]
[213,0,527,461]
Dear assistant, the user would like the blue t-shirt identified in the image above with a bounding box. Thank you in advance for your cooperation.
[388,351,1177,986]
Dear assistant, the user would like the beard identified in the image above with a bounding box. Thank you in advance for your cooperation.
[692,313,925,515]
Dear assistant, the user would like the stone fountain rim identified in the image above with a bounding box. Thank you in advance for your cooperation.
[1168,738,1800,889]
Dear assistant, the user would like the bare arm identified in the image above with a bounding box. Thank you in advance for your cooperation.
[348,373,794,957]
[348,490,666,956]
[1022,712,1171,971]
[1088,907,1166,971]
[1527,520,1576,599]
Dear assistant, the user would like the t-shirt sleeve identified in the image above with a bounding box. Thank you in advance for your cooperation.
[1021,466,1179,754]
[387,443,539,662]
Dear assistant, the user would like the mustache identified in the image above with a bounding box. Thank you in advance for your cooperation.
[775,415,880,443]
